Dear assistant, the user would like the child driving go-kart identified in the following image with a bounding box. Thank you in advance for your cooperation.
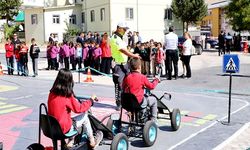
[47,68,103,149]
[122,58,160,123]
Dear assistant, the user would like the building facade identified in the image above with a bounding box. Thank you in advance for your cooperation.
[202,0,232,37]
[23,0,183,44]
[82,0,183,43]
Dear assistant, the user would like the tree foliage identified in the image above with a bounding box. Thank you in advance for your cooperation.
[225,0,250,32]
[171,0,207,31]
[0,0,22,23]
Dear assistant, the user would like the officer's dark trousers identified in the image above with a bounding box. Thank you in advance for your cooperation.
[112,64,130,107]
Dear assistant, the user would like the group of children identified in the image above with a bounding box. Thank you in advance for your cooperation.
[130,41,165,76]
[5,38,30,76]
[46,40,102,73]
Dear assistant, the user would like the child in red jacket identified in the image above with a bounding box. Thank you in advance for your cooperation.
[122,58,160,122]
[5,38,14,75]
[48,69,103,148]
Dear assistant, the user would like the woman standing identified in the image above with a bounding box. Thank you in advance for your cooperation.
[29,38,40,77]
[181,32,192,78]
[5,38,14,75]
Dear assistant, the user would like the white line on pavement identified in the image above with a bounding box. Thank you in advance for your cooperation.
[213,122,250,150]
[13,95,32,100]
[168,95,249,150]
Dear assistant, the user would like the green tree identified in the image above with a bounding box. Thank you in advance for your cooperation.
[0,0,22,24]
[171,0,207,31]
[64,21,80,42]
[225,0,250,32]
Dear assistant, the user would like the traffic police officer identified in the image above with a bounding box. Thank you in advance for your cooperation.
[111,21,140,110]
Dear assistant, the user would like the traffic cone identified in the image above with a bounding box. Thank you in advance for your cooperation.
[0,62,4,75]
[84,68,94,82]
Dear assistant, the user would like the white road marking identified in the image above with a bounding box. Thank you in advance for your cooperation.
[213,122,250,150]
[12,95,32,100]
[167,95,249,150]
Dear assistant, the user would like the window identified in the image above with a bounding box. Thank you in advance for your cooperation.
[52,15,60,24]
[69,14,76,24]
[90,10,95,22]
[82,12,85,23]
[125,8,133,20]
[31,14,38,24]
[100,8,105,21]
[164,9,172,20]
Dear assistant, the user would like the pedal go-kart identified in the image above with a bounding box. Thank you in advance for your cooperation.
[26,96,129,150]
[146,89,181,131]
[104,90,181,149]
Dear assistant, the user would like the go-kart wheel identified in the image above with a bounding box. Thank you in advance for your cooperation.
[26,143,44,150]
[170,108,181,131]
[143,121,157,147]
[110,133,128,150]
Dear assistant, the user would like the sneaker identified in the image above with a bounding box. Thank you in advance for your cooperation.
[91,130,103,149]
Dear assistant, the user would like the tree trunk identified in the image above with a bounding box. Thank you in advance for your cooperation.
[186,22,189,32]
[182,21,185,34]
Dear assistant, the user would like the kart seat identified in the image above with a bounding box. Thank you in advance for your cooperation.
[121,93,144,113]
[40,114,78,150]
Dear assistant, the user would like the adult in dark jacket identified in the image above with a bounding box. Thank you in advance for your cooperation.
[76,32,86,47]
[29,38,40,77]
[218,31,225,56]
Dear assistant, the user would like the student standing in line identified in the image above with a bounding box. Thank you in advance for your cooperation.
[63,41,70,70]
[29,38,40,77]
[69,42,76,70]
[100,33,112,74]
[19,42,29,76]
[5,38,14,75]
[75,43,83,70]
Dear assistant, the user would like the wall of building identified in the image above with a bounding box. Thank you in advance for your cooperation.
[44,5,82,42]
[110,0,178,42]
[24,8,45,45]
[82,0,110,33]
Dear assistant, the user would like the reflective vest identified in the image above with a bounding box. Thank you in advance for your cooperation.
[110,34,128,63]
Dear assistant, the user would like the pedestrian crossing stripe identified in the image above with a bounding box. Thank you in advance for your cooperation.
[0,97,7,100]
[195,114,217,125]
[0,102,27,115]
[225,58,238,72]
[157,109,217,127]
[0,85,18,92]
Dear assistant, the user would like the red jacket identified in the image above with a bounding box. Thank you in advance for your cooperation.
[122,71,159,104]
[5,43,14,58]
[155,49,164,64]
[100,39,111,57]
[48,92,92,133]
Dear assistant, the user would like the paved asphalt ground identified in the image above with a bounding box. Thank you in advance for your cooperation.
[0,51,250,150]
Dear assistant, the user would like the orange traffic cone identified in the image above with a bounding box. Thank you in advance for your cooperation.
[84,68,94,82]
[0,62,4,75]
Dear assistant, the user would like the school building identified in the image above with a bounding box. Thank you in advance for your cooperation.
[22,0,183,45]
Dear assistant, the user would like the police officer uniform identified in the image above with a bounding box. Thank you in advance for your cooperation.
[111,26,130,110]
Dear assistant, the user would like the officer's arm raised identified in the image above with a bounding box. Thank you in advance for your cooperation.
[120,48,140,58]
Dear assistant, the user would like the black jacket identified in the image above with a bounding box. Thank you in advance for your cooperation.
[30,44,40,59]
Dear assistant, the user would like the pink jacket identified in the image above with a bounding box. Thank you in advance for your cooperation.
[82,47,89,60]
[93,47,102,59]
[50,46,59,59]
[69,47,75,57]
[63,44,70,57]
